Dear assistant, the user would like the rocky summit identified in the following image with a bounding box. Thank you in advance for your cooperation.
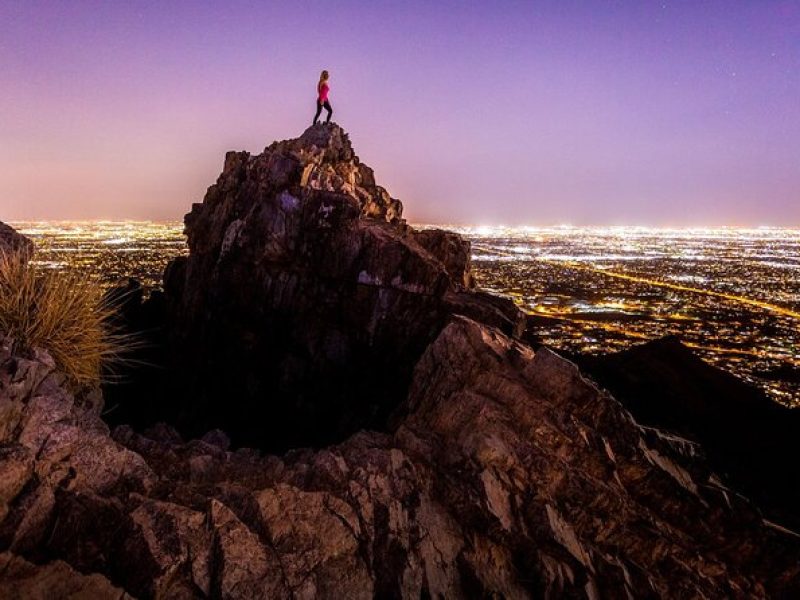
[1,126,800,599]
[110,123,524,451]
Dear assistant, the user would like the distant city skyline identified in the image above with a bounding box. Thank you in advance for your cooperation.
[1,1,799,225]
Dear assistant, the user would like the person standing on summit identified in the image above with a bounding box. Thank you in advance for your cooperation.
[313,70,333,125]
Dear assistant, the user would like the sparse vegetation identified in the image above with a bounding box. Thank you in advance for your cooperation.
[0,250,132,388]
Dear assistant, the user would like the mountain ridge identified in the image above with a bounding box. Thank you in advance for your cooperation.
[0,124,798,598]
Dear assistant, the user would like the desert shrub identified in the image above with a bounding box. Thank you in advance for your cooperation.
[0,250,132,388]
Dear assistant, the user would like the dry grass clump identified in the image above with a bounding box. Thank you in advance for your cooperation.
[0,251,132,388]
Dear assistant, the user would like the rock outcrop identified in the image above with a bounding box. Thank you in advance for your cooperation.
[125,123,523,451]
[3,137,800,598]
[3,321,800,598]
[0,221,32,258]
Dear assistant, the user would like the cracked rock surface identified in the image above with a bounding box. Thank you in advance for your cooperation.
[1,319,800,598]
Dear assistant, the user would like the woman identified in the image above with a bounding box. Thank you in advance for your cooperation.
[313,70,333,125]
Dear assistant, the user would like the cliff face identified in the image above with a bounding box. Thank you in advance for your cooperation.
[155,124,521,450]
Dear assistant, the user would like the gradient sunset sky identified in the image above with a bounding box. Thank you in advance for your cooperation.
[2,1,798,225]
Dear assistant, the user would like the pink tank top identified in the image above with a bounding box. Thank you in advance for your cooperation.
[318,82,329,102]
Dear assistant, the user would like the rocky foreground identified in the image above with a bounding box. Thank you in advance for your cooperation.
[1,125,800,598]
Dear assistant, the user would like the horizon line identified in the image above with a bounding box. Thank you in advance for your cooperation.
[7,219,800,232]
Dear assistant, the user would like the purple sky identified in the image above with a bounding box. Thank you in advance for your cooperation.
[1,1,799,225]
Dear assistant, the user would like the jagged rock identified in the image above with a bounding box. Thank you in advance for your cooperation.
[0,338,156,589]
[443,289,526,338]
[0,222,32,258]
[4,319,800,598]
[410,228,474,288]
[122,123,522,451]
[5,127,799,598]
[0,552,133,599]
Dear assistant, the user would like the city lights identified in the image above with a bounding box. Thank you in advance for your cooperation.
[14,221,800,407]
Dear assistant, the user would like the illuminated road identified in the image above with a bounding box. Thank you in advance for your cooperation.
[473,243,800,370]
[473,244,800,321]
[555,260,800,321]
